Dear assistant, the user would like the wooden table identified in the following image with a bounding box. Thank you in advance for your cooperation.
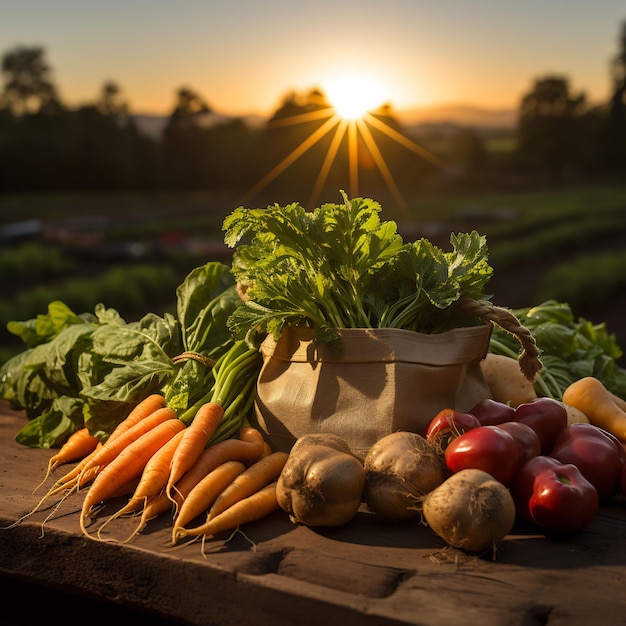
[2,402,626,626]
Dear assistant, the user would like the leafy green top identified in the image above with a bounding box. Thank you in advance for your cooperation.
[223,193,493,346]
[489,299,626,400]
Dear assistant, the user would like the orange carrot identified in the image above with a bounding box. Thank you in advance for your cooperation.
[207,451,288,520]
[168,425,265,511]
[125,426,265,540]
[173,482,280,542]
[79,417,185,537]
[36,428,101,491]
[107,394,166,443]
[49,395,165,494]
[177,425,265,485]
[173,460,247,539]
[108,476,141,500]
[13,401,171,528]
[166,402,224,500]
[107,428,186,521]
[75,406,177,490]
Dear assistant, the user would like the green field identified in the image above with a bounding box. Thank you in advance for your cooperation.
[1,184,625,364]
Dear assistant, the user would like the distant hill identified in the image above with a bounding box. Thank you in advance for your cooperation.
[132,104,517,139]
[396,104,517,129]
[132,111,265,139]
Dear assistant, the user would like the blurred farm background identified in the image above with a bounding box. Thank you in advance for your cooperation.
[1,12,625,365]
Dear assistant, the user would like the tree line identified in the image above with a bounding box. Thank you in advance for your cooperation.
[0,20,625,198]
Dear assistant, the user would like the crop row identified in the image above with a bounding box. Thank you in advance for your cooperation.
[536,251,626,309]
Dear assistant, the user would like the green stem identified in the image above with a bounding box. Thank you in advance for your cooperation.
[211,345,259,405]
[488,336,522,360]
[210,376,258,444]
[179,341,261,428]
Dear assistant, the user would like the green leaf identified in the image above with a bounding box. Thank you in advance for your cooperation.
[15,395,85,448]
[490,299,626,400]
[223,196,493,342]
[176,261,238,353]
[6,300,87,348]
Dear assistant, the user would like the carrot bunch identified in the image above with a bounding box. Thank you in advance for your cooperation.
[170,449,288,545]
[26,340,285,545]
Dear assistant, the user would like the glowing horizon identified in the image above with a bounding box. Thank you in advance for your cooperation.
[2,2,623,119]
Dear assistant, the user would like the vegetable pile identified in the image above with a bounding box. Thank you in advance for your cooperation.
[419,390,626,544]
[2,193,626,557]
[1,261,279,547]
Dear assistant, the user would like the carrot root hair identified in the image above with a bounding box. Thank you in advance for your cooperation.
[172,482,279,544]
[34,428,101,493]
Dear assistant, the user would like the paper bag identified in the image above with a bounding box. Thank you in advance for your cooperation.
[254,324,494,460]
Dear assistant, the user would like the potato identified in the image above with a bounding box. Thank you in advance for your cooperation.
[480,353,538,407]
[423,468,516,554]
[560,401,590,425]
[276,436,365,527]
[364,431,447,521]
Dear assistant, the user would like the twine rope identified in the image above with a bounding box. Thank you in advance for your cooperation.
[171,351,216,368]
[458,297,542,382]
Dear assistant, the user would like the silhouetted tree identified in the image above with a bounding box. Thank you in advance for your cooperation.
[268,88,330,122]
[254,88,337,197]
[0,46,62,114]
[97,80,129,117]
[167,87,211,127]
[516,76,586,183]
[161,87,214,188]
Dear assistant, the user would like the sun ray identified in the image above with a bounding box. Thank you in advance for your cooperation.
[308,118,349,208]
[356,118,406,210]
[268,107,336,128]
[362,112,448,169]
[242,80,449,209]
[241,113,342,202]
[348,120,358,198]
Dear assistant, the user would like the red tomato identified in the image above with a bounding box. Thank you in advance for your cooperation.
[528,462,599,532]
[495,421,541,462]
[444,425,522,486]
[469,398,515,426]
[511,456,562,524]
[550,422,626,500]
[425,408,481,449]
[513,397,568,454]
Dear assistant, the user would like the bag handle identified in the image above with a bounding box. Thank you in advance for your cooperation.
[457,297,542,383]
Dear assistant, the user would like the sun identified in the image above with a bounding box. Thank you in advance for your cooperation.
[324,74,387,120]
[242,75,447,211]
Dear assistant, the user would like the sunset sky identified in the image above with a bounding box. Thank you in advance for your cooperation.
[1,0,625,117]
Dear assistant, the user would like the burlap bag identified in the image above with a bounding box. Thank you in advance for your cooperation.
[253,299,541,460]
